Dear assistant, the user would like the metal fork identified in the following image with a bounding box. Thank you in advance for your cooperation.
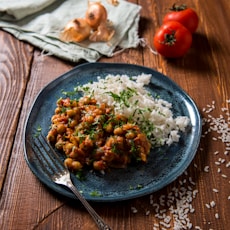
[28,134,111,230]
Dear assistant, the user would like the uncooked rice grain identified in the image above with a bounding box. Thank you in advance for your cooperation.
[221,174,227,178]
[128,98,229,230]
[204,166,209,172]
[131,207,138,213]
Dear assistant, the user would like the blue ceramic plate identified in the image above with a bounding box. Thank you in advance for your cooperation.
[24,63,201,202]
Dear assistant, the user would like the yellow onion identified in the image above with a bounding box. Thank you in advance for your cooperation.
[85,1,108,30]
[60,18,91,43]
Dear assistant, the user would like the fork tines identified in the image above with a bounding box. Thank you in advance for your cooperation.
[28,134,66,177]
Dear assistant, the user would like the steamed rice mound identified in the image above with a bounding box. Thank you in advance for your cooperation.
[76,74,190,147]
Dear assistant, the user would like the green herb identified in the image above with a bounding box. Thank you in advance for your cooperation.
[158,111,166,116]
[57,97,63,104]
[61,89,76,97]
[107,91,120,101]
[37,125,42,132]
[76,171,86,181]
[111,143,119,154]
[34,125,42,137]
[75,132,85,144]
[61,107,67,113]
[136,184,143,189]
[130,139,137,153]
[129,184,143,190]
[106,88,138,108]
[154,94,160,99]
[90,190,102,197]
[129,185,134,190]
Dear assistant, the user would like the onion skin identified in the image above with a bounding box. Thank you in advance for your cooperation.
[107,0,119,6]
[89,21,115,42]
[60,18,91,43]
[85,2,108,30]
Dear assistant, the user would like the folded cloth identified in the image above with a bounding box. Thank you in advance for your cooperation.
[0,0,141,62]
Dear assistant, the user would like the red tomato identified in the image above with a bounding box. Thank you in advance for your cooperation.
[153,21,192,58]
[163,4,199,33]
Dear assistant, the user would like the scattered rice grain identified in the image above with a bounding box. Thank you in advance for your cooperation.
[189,177,196,185]
[204,166,209,172]
[210,201,216,207]
[152,203,160,213]
[221,174,227,178]
[145,210,150,216]
[159,195,165,206]
[131,207,138,213]
[159,209,166,214]
[163,216,171,224]
[218,158,226,163]
[195,226,202,230]
[221,158,226,163]
[159,221,171,228]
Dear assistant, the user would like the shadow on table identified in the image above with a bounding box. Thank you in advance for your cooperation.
[167,32,223,74]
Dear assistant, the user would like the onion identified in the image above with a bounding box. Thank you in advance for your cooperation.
[89,21,115,42]
[60,18,91,43]
[85,1,108,30]
[60,1,115,43]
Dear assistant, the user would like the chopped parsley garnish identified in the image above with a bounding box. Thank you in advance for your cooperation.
[90,190,102,197]
[106,88,138,108]
[34,125,42,137]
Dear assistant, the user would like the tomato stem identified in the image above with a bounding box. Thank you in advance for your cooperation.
[170,3,187,11]
[162,31,176,46]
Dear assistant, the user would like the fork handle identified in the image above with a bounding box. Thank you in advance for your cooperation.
[66,181,112,230]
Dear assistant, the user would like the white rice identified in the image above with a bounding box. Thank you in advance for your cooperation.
[76,74,190,146]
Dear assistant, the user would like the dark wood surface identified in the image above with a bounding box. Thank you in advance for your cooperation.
[1,0,229,229]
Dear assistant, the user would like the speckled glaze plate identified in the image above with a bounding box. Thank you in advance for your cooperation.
[24,63,201,202]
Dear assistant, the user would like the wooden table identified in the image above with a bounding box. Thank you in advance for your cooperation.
[1,0,229,229]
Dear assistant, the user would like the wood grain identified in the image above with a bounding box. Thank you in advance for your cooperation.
[0,0,230,229]
[0,31,34,190]
[0,51,74,230]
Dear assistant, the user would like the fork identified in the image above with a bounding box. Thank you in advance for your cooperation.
[29,134,112,230]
